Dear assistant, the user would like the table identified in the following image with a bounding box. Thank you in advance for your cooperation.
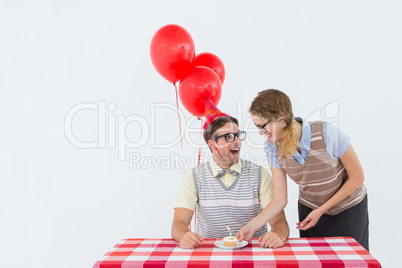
[93,237,381,267]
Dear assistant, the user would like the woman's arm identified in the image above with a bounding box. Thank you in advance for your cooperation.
[297,144,365,230]
[236,166,288,241]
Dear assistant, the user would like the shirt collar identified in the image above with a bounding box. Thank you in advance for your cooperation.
[210,158,242,177]
[297,117,311,152]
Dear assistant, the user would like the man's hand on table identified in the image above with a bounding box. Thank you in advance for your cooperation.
[258,231,285,248]
[180,231,204,249]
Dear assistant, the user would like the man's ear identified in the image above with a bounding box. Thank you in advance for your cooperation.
[207,139,215,151]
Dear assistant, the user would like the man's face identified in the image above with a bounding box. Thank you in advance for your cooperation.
[208,122,241,168]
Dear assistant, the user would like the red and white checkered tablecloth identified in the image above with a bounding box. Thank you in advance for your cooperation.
[93,237,381,267]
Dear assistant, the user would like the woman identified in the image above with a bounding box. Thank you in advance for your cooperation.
[236,89,369,251]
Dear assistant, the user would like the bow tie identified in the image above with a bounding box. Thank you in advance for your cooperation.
[216,169,239,178]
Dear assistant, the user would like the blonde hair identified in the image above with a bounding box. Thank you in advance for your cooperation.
[249,89,298,159]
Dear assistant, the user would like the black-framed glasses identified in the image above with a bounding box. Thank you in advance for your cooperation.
[255,121,270,133]
[213,131,246,143]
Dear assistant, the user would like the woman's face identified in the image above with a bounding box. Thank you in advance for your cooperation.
[250,113,287,143]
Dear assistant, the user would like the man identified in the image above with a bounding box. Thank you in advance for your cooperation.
[171,103,289,249]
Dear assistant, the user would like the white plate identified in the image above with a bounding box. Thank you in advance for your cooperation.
[214,240,248,250]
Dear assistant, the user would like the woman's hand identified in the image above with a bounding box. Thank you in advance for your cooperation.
[235,224,255,242]
[296,208,324,231]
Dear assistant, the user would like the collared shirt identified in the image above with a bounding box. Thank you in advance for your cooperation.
[174,159,273,211]
[264,118,351,169]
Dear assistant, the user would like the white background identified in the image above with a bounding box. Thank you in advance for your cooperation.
[1,1,401,267]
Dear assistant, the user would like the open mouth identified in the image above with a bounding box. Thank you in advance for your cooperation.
[230,148,240,156]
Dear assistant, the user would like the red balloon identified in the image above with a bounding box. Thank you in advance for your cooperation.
[150,24,195,83]
[193,52,225,84]
[179,66,222,117]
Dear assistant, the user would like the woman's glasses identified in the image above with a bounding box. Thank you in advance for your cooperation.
[255,121,270,133]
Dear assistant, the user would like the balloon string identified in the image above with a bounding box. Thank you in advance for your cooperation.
[174,83,183,149]
[194,207,196,233]
[194,118,204,232]
[208,133,224,160]
[205,101,224,160]
[198,118,203,165]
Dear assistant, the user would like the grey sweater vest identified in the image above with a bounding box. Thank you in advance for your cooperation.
[193,159,267,238]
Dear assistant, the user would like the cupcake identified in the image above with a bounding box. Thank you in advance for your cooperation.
[223,236,238,247]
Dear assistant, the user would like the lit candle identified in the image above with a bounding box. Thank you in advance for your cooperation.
[226,226,232,237]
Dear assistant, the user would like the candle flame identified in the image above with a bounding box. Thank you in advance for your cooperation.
[226,226,231,232]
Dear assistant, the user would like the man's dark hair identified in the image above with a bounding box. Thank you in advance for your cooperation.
[203,116,239,149]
